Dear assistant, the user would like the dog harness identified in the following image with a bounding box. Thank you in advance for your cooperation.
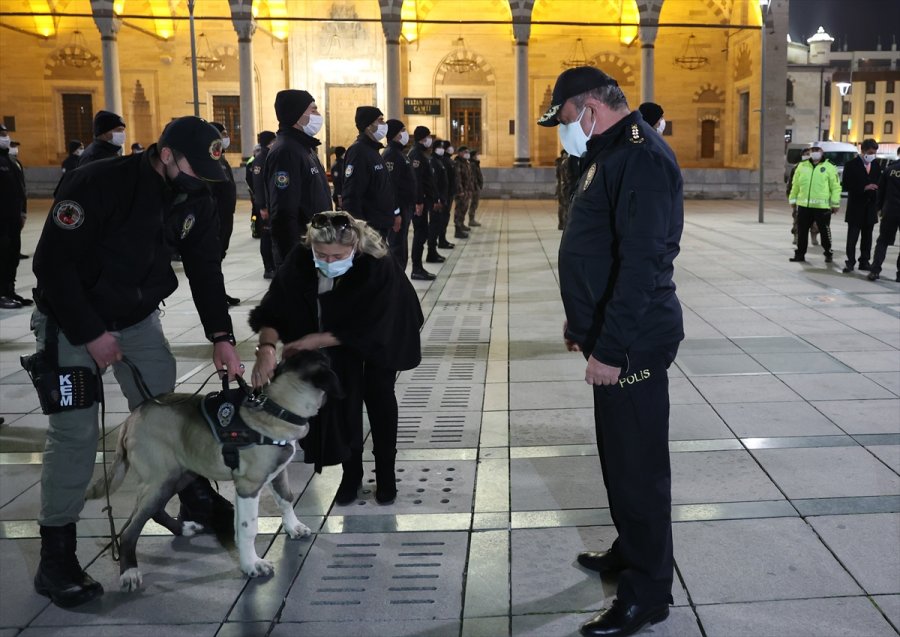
[200,387,308,470]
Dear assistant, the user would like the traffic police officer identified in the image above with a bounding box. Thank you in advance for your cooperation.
[30,116,243,608]
[0,124,29,308]
[79,110,126,166]
[209,122,240,305]
[407,126,439,280]
[383,118,418,270]
[341,106,401,245]
[264,89,332,267]
[789,143,841,263]
[539,66,684,637]
[251,130,277,278]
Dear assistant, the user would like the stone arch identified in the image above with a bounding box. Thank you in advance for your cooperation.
[733,43,752,81]
[698,111,720,123]
[590,53,636,87]
[693,83,725,103]
[434,49,496,85]
[44,45,103,80]
[198,45,239,81]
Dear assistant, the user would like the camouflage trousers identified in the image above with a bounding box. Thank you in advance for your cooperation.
[454,194,471,228]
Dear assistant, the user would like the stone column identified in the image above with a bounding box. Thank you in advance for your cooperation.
[639,24,658,104]
[383,21,403,119]
[90,0,123,114]
[513,22,531,167]
[231,3,257,161]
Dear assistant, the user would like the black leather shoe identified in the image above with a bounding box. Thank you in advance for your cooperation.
[842,265,854,273]
[263,270,275,280]
[18,253,29,260]
[177,477,234,538]
[577,550,626,575]
[225,294,241,306]
[335,475,362,505]
[580,599,670,637]
[824,254,833,263]
[0,296,22,309]
[460,224,471,232]
[426,253,446,263]
[438,241,455,249]
[11,293,33,306]
[468,220,482,227]
[34,524,104,608]
[789,256,806,262]
[411,269,436,281]
[867,271,880,281]
[858,262,871,271]
[454,230,469,239]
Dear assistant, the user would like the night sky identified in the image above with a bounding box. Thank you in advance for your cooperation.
[788,0,899,51]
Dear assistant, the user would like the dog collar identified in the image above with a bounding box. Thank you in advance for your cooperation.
[244,394,309,427]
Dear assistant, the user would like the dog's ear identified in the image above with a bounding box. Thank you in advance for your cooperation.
[310,366,343,400]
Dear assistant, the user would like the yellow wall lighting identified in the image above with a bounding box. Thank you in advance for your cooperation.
[113,0,125,15]
[27,0,56,38]
[619,0,639,46]
[148,0,174,40]
[253,0,288,40]
[400,0,418,43]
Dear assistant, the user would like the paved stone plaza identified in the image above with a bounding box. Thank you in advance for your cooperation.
[1,198,898,637]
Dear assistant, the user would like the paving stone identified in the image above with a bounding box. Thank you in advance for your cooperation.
[395,411,482,448]
[510,456,606,512]
[866,371,900,396]
[714,401,845,437]
[812,399,900,435]
[692,375,802,403]
[676,354,767,376]
[669,404,735,440]
[777,372,894,401]
[395,383,485,412]
[18,626,220,637]
[509,381,593,410]
[671,450,783,504]
[272,620,460,637]
[731,336,818,353]
[509,358,586,382]
[867,444,900,473]
[509,408,595,446]
[872,595,900,632]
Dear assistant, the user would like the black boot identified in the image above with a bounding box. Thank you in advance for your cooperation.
[335,465,363,505]
[375,454,398,505]
[34,523,104,608]
[177,476,234,538]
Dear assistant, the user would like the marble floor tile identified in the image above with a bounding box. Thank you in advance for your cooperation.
[812,399,900,435]
[777,372,895,401]
[692,375,802,404]
[714,401,845,437]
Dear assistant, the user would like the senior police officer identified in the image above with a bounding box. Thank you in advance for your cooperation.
[79,110,126,166]
[209,122,240,305]
[407,126,439,280]
[264,89,332,268]
[30,116,243,608]
[341,106,401,246]
[383,118,418,270]
[538,66,684,637]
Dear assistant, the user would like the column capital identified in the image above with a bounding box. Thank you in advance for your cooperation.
[382,20,402,42]
[512,21,531,45]
[638,23,658,46]
[90,0,121,37]
[229,1,256,41]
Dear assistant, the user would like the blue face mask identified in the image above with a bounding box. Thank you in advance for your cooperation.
[314,250,355,278]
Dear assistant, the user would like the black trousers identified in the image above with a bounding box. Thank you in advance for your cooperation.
[391,210,411,272]
[259,221,275,273]
[845,220,875,267]
[343,362,398,477]
[219,212,234,260]
[871,213,900,275]
[436,206,451,243]
[0,218,22,295]
[591,347,678,606]
[411,208,428,269]
[795,206,833,258]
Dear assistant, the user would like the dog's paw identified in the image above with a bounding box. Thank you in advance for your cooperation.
[285,521,312,539]
[181,521,204,537]
[120,568,143,592]
[242,559,275,578]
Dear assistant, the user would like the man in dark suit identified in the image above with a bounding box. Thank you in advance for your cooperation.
[842,139,883,273]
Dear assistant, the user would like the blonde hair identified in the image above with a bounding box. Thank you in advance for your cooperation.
[303,211,388,258]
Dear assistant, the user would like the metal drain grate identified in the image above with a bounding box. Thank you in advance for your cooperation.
[395,412,482,448]
[420,343,489,360]
[282,532,467,621]
[421,314,491,343]
[396,384,485,412]
[348,460,477,514]
[397,360,486,384]
[435,301,493,313]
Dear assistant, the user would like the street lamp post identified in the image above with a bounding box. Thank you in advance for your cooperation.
[757,0,770,224]
[836,81,851,142]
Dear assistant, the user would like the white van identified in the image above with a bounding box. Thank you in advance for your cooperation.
[784,141,859,187]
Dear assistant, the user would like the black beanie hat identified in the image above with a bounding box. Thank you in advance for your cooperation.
[209,121,226,134]
[355,106,383,131]
[67,139,83,153]
[413,125,431,141]
[386,119,405,141]
[275,90,314,126]
[257,130,276,146]
[333,145,347,158]
[638,102,664,126]
[93,110,126,137]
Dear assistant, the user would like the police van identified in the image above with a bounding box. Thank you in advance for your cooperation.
[784,141,859,186]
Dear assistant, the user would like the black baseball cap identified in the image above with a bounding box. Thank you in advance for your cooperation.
[538,66,618,127]
[158,116,227,181]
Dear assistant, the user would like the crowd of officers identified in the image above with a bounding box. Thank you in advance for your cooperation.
[243,89,485,282]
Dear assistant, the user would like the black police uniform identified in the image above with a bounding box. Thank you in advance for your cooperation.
[408,143,440,272]
[78,138,121,166]
[430,153,450,253]
[384,139,417,270]
[341,134,398,240]
[870,159,900,280]
[330,156,345,210]
[251,145,275,275]
[559,111,684,608]
[841,155,882,270]
[61,153,80,174]
[263,126,332,267]
[436,152,456,243]
[210,157,237,259]
[0,146,26,302]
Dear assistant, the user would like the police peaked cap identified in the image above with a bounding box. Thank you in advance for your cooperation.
[386,119,406,141]
[158,116,227,182]
[413,125,431,141]
[93,110,126,136]
[355,106,383,131]
[537,66,618,127]
[275,89,315,126]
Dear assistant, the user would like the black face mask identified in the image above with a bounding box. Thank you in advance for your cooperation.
[171,170,207,195]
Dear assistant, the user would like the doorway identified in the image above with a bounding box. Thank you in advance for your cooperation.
[449,98,482,150]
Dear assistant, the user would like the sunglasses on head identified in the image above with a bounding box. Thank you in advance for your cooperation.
[311,212,354,230]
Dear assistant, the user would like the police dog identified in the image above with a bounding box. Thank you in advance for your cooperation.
[86,349,338,592]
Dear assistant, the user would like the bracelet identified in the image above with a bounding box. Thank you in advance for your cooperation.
[255,342,277,355]
[211,333,236,346]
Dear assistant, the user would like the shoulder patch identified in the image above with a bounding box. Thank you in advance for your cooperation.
[629,123,644,144]
[385,161,394,171]
[820,166,826,172]
[412,159,420,168]
[52,200,85,230]
[209,138,224,160]
[275,171,290,189]
[344,164,354,178]
[583,164,597,191]
[252,165,261,175]
[180,213,196,240]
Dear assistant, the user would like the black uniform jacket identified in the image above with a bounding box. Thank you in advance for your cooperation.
[383,141,417,211]
[78,138,120,166]
[559,111,684,368]
[264,127,332,256]
[61,154,80,174]
[0,149,26,229]
[210,157,237,220]
[251,145,269,210]
[330,157,344,207]
[472,159,484,191]
[431,154,449,206]
[438,154,456,201]
[877,159,900,218]
[842,156,883,225]
[341,135,397,231]
[248,245,423,371]
[33,145,232,346]
[408,143,438,207]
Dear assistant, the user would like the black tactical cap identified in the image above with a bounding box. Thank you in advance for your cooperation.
[538,66,618,127]
[158,116,227,181]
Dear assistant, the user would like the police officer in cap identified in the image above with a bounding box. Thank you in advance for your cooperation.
[79,110,126,166]
[341,106,401,246]
[31,116,243,608]
[407,126,439,280]
[0,124,30,308]
[264,89,332,268]
[539,66,684,637]
[209,121,240,305]
[251,130,277,278]
[383,118,417,270]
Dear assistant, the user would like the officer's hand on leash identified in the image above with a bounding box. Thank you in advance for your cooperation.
[251,349,277,389]
[86,332,123,370]
[585,356,621,386]
[214,341,243,381]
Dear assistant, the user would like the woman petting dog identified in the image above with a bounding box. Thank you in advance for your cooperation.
[249,211,423,505]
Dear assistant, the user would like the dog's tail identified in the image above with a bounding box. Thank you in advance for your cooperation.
[84,420,130,500]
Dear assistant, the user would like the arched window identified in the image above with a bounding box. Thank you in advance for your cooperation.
[865,101,875,114]
[886,121,894,135]
[886,100,895,114]
[864,121,874,135]
[786,79,794,105]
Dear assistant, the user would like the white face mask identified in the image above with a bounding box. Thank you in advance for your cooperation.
[398,130,409,146]
[655,118,666,135]
[303,113,324,136]
[373,123,389,141]
[448,146,455,155]
[74,148,84,156]
[111,130,126,147]
[9,146,18,157]
[558,107,595,157]
[810,151,823,162]
[435,147,445,156]
[423,137,433,148]
[0,137,9,150]
[221,136,231,150]
[462,152,470,160]
[863,153,876,163]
